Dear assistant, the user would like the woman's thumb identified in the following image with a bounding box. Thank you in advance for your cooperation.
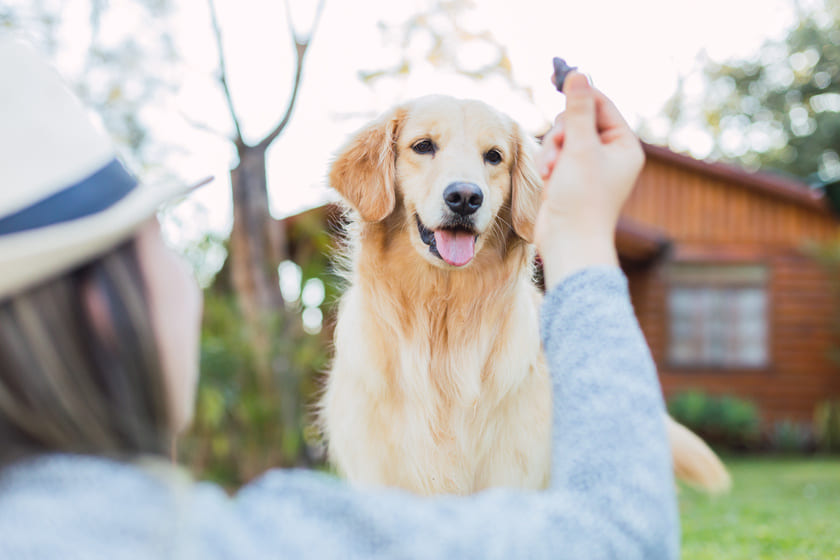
[562,73,597,144]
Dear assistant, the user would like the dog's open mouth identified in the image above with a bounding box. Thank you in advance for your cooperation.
[416,215,478,267]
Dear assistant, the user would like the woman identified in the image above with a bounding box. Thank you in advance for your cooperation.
[0,34,678,559]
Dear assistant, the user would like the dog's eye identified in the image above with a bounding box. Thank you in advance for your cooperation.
[484,149,503,165]
[412,139,436,155]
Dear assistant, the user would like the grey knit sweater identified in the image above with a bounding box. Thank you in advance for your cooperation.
[0,267,679,559]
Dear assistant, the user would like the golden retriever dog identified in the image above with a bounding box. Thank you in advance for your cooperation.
[320,95,730,495]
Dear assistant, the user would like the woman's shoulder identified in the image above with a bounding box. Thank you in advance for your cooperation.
[0,453,347,559]
[0,453,231,558]
[0,453,185,508]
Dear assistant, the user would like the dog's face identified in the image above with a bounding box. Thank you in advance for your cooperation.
[330,96,542,268]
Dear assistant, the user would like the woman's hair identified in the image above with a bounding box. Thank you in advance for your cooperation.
[0,239,172,467]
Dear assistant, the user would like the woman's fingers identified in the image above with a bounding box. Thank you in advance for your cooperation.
[538,121,564,179]
[560,72,598,148]
[592,88,636,146]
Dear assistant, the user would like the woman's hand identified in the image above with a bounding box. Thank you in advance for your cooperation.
[534,72,644,291]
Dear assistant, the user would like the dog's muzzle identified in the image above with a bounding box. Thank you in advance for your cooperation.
[416,214,478,267]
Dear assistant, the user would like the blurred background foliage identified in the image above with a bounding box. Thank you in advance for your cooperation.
[358,0,530,98]
[668,390,763,451]
[179,210,343,487]
[0,0,183,183]
[668,390,840,454]
[182,290,328,486]
[659,0,840,183]
[814,398,840,451]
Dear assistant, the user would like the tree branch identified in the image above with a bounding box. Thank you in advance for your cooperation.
[283,0,299,43]
[208,0,245,146]
[258,0,326,149]
[179,110,230,141]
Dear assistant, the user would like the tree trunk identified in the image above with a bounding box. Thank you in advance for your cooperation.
[229,144,286,324]
[228,144,308,465]
[228,143,289,397]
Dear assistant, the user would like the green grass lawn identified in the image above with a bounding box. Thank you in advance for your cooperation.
[679,457,840,559]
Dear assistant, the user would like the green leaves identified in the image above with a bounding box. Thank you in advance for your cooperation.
[181,288,331,488]
[661,1,840,182]
[814,399,840,451]
[668,390,762,450]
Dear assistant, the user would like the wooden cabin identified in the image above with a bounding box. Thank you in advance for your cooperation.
[281,143,840,427]
[621,144,840,425]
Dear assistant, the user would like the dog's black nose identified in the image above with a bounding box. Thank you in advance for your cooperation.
[443,182,483,216]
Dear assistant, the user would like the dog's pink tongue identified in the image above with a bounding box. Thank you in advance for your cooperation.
[434,230,475,267]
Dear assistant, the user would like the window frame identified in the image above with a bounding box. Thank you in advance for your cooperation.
[663,261,773,373]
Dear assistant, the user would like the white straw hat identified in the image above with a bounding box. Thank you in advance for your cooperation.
[0,34,210,300]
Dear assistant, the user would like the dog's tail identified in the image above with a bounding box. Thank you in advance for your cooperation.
[666,416,732,494]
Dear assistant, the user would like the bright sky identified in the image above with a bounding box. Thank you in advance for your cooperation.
[14,0,805,240]
[169,0,799,237]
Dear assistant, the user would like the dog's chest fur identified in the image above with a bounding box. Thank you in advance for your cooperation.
[322,225,552,495]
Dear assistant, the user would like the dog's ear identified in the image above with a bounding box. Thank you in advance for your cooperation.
[329,108,406,222]
[510,123,543,243]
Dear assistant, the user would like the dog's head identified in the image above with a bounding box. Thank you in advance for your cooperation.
[330,95,542,268]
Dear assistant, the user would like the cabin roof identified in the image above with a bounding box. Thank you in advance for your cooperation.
[641,143,833,216]
[615,217,671,263]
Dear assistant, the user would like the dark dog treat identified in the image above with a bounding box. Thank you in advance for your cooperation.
[552,57,577,92]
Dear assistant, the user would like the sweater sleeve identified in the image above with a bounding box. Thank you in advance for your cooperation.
[218,267,679,560]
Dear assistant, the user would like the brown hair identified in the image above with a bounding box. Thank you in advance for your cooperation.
[0,239,171,467]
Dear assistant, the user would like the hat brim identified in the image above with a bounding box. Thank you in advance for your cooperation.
[0,177,212,300]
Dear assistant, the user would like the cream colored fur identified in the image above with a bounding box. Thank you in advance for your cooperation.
[321,95,730,495]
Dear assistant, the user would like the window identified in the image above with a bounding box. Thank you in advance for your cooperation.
[666,264,768,369]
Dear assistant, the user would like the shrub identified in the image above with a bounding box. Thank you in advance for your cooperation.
[814,399,840,453]
[768,420,815,454]
[667,390,761,449]
[715,395,762,440]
